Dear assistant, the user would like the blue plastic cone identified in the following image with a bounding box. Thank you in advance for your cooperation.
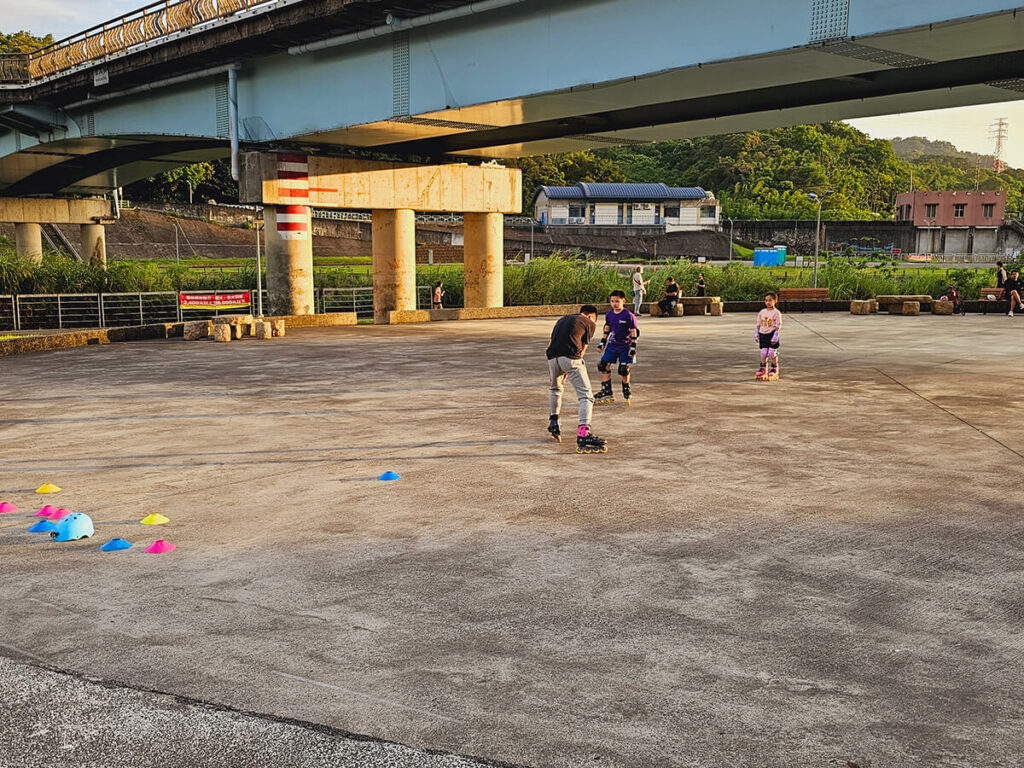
[377,471,400,481]
[28,520,58,533]
[100,538,133,552]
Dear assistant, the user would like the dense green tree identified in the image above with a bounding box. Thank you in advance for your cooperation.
[0,30,53,53]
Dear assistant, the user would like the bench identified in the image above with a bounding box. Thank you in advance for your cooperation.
[875,295,934,314]
[778,288,829,312]
[648,296,722,317]
[981,287,1007,315]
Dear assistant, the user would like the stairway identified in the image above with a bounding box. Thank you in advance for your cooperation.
[40,223,81,261]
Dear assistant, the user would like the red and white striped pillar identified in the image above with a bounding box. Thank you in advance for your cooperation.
[263,153,314,315]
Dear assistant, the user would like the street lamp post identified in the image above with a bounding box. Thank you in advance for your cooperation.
[808,190,834,288]
[726,217,734,261]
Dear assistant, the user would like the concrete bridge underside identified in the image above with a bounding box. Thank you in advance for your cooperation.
[1,1,1023,197]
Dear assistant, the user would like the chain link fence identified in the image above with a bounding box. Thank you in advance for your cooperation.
[0,287,431,331]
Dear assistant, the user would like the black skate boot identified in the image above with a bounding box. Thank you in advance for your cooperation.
[547,416,561,442]
[621,382,632,405]
[576,424,608,454]
[594,381,615,405]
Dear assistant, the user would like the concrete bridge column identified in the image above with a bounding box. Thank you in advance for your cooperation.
[14,223,43,263]
[463,212,504,308]
[372,209,416,324]
[263,205,314,316]
[81,223,106,268]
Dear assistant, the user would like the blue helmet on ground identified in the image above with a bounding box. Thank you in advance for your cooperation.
[50,513,95,542]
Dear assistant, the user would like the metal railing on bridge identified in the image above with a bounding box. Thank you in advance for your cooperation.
[0,287,431,331]
[1,0,302,85]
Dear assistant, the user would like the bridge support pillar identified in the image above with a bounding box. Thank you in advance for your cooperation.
[263,205,314,316]
[15,223,43,263]
[463,212,504,308]
[81,224,106,268]
[372,209,416,324]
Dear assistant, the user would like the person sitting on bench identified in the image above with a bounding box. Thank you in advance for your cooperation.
[658,277,681,316]
[1005,270,1024,317]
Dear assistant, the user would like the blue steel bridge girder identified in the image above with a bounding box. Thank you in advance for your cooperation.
[0,0,1023,196]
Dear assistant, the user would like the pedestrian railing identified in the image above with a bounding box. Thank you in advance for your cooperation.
[1,0,303,85]
[0,287,432,331]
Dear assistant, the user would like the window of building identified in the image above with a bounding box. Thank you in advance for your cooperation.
[663,206,680,219]
[983,203,995,218]
[953,203,966,218]
[568,205,586,220]
[925,203,937,217]
[701,205,717,218]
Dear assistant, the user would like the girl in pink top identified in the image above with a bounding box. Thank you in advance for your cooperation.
[755,292,782,380]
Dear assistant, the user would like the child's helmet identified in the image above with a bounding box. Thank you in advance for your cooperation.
[50,513,95,542]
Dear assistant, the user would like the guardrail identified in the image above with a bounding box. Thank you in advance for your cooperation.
[119,200,536,227]
[1,0,302,85]
[0,287,431,330]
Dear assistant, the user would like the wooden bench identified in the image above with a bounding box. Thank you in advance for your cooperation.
[648,296,722,317]
[778,288,829,312]
[980,287,1006,315]
[876,295,934,313]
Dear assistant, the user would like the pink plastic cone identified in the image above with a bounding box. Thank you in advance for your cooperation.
[0,502,18,514]
[35,505,57,517]
[144,540,176,554]
[49,508,71,521]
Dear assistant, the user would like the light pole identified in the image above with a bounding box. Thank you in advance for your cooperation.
[727,217,734,261]
[808,190,834,288]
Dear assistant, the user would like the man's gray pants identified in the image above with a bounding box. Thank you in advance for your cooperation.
[548,356,594,426]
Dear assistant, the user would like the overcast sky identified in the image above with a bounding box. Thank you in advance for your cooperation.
[5,0,1023,168]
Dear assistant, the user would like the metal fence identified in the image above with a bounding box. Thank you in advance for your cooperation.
[0,287,431,331]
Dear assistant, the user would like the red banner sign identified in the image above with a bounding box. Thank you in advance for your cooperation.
[179,292,251,309]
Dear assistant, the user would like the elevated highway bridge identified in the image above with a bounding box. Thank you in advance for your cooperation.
[1,0,1022,316]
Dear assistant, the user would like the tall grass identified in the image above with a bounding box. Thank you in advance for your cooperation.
[0,245,1011,304]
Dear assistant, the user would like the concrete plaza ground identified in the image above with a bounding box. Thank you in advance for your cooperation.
[1,312,1023,768]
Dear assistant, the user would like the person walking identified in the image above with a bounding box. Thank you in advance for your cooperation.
[696,272,706,297]
[632,266,650,315]
[996,261,1007,289]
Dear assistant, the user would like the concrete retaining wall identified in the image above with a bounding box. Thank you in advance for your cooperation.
[389,304,615,324]
[0,312,357,356]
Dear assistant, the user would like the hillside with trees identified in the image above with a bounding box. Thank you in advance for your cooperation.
[518,123,1024,221]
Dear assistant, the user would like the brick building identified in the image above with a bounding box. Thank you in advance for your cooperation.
[895,189,1006,255]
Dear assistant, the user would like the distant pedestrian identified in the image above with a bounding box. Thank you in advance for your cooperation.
[632,266,650,314]
[546,305,607,453]
[1005,270,1023,317]
[432,281,444,310]
[696,272,706,297]
[996,261,1007,289]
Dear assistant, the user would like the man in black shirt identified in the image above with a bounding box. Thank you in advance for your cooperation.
[1005,270,1023,317]
[546,305,607,453]
[657,277,681,316]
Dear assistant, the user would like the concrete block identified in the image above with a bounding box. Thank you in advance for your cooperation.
[850,300,871,315]
[708,301,723,316]
[253,321,273,339]
[869,299,879,313]
[900,301,920,315]
[213,324,232,342]
[184,320,212,340]
[933,300,954,315]
[213,314,254,325]
[271,319,286,337]
[232,324,245,339]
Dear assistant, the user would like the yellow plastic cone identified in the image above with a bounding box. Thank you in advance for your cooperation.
[36,483,61,494]
[140,513,169,525]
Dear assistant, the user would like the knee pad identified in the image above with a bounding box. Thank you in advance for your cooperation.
[618,362,631,377]
[597,359,611,373]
